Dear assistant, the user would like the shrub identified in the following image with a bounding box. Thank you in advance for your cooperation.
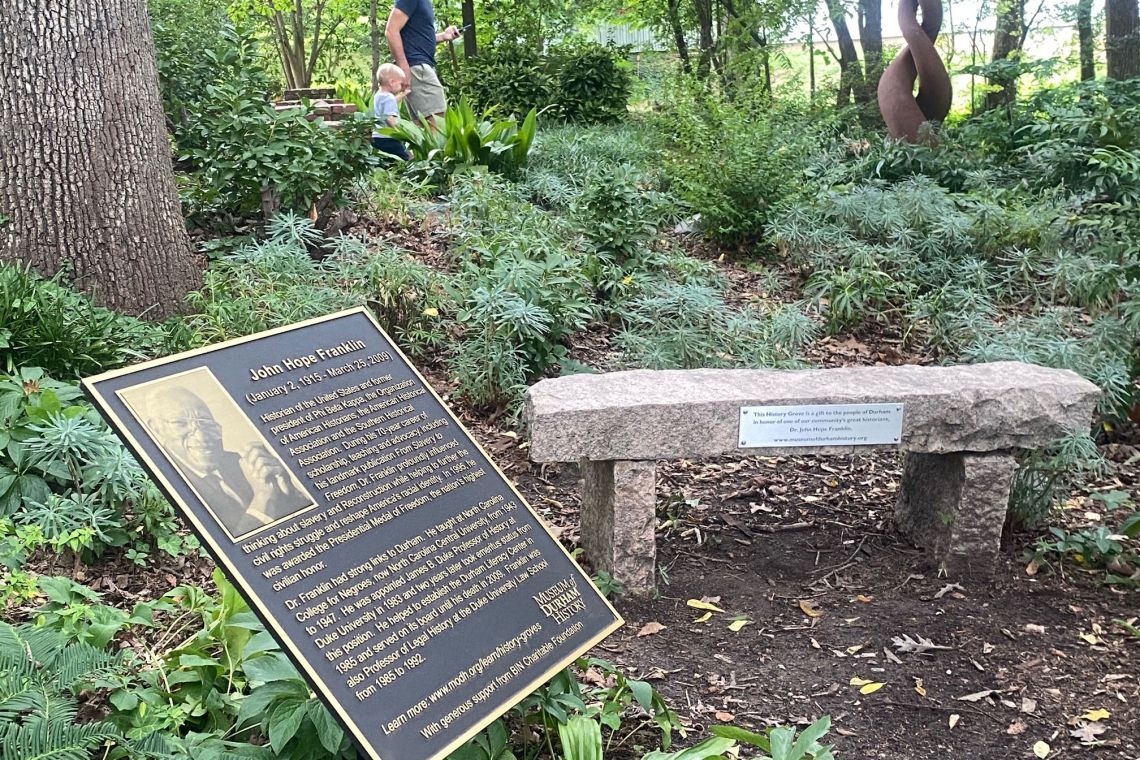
[180,83,375,223]
[524,123,663,211]
[551,43,632,123]
[0,622,144,758]
[0,368,184,566]
[457,43,556,117]
[150,3,272,134]
[572,163,664,262]
[0,264,165,378]
[446,175,595,408]
[658,96,824,245]
[331,236,452,356]
[183,217,364,344]
[613,281,815,370]
[454,43,630,123]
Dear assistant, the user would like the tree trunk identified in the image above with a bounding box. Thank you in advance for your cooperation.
[986,0,1024,110]
[694,0,716,78]
[827,0,865,107]
[461,0,477,57]
[1107,0,1140,79]
[0,0,200,319]
[667,0,692,72]
[859,0,884,103]
[1077,0,1095,80]
[371,0,381,92]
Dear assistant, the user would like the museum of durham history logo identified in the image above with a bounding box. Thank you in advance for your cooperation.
[533,577,586,624]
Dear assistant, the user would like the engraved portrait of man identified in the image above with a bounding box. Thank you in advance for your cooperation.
[120,369,312,540]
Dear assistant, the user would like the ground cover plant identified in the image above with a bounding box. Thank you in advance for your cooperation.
[3,0,1139,758]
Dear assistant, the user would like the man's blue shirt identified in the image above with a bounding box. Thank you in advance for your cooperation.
[395,0,437,67]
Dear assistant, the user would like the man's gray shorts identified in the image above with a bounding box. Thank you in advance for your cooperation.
[407,64,447,119]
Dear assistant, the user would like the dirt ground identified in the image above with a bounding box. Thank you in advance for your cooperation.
[508,450,1139,759]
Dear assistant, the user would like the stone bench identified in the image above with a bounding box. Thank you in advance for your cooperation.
[524,362,1099,592]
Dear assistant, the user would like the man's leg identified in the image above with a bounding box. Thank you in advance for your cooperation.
[405,63,448,126]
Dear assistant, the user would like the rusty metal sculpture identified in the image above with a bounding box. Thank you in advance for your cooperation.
[878,0,952,143]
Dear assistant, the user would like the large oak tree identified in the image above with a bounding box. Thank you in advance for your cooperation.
[0,0,200,319]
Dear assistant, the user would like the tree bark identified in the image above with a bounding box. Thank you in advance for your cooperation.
[667,0,692,72]
[694,0,716,78]
[827,0,866,107]
[371,0,381,92]
[0,0,200,320]
[461,0,477,57]
[986,0,1024,110]
[859,0,884,103]
[1107,0,1140,79]
[1077,0,1095,80]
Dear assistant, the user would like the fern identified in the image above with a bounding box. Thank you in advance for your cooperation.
[0,623,143,760]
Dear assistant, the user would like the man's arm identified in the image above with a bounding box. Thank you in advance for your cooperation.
[385,7,412,83]
[436,25,460,44]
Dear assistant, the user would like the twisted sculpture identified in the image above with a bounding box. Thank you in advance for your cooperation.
[878,0,952,143]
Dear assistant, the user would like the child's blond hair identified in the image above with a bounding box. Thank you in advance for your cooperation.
[377,63,405,87]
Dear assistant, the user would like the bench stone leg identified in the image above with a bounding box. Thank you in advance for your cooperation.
[580,460,657,594]
[895,451,1019,575]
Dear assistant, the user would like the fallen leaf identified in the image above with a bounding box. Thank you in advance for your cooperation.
[1032,740,1050,758]
[422,307,439,317]
[1025,558,1039,576]
[855,594,874,603]
[687,599,725,613]
[714,710,735,722]
[883,647,902,664]
[948,714,960,729]
[849,677,873,686]
[846,644,864,654]
[637,622,666,637]
[859,682,885,695]
[728,619,750,632]
[934,583,964,599]
[1070,722,1107,744]
[914,677,927,698]
[1007,721,1027,735]
[892,634,953,655]
[582,667,608,686]
[810,638,821,650]
[1082,708,1110,722]
[799,599,824,618]
[957,689,998,702]
[693,612,713,623]
[1021,697,1037,714]
[1078,632,1102,645]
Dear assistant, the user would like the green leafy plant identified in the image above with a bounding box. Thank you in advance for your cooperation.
[711,716,835,760]
[614,282,814,370]
[457,43,556,117]
[181,83,375,223]
[384,99,538,181]
[0,264,163,377]
[550,43,632,123]
[184,216,364,344]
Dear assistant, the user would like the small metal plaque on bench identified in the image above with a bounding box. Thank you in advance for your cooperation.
[738,403,904,448]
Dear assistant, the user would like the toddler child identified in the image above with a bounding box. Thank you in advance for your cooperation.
[372,63,412,161]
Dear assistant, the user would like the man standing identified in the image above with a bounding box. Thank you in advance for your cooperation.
[385,0,460,123]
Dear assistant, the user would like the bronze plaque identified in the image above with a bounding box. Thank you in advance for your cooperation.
[84,308,622,760]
